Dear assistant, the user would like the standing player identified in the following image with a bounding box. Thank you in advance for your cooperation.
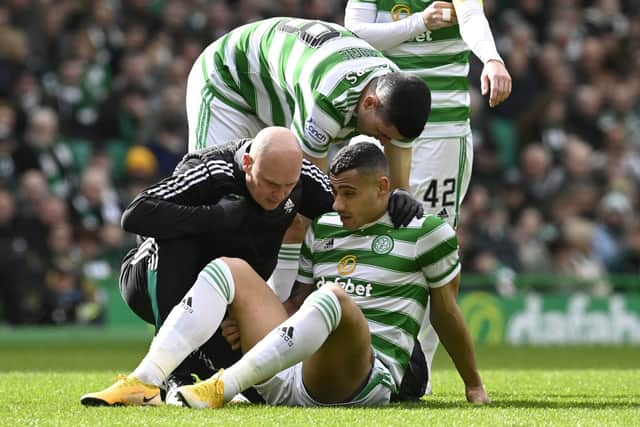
[184,17,432,298]
[81,142,489,407]
[344,0,512,393]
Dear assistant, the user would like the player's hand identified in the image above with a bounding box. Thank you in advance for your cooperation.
[466,384,491,404]
[422,1,457,30]
[481,60,512,108]
[221,318,241,350]
[388,189,424,228]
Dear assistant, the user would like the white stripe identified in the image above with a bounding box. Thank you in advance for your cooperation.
[223,26,246,86]
[430,90,470,108]
[423,120,470,137]
[415,222,456,257]
[203,41,251,109]
[148,160,234,198]
[265,30,294,125]
[354,295,425,327]
[385,39,468,56]
[412,62,469,77]
[298,37,377,114]
[301,162,331,193]
[247,22,275,122]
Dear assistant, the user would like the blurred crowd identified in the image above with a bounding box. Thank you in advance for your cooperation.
[0,0,639,325]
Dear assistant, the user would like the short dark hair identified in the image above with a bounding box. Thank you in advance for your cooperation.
[330,142,388,177]
[375,73,431,139]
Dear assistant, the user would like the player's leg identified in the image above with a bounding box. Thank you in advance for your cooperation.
[411,133,473,393]
[177,283,381,408]
[299,285,375,403]
[81,257,283,407]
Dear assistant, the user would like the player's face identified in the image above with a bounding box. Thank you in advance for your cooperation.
[244,154,300,211]
[357,98,404,146]
[330,169,389,229]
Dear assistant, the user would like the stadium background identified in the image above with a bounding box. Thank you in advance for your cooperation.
[1,0,639,348]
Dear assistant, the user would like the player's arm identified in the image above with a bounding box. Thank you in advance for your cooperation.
[382,141,412,191]
[429,274,490,404]
[345,1,456,51]
[121,157,247,239]
[453,0,511,107]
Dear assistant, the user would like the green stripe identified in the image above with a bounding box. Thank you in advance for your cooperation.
[195,95,206,150]
[210,262,232,300]
[259,58,286,126]
[212,35,242,95]
[371,334,410,370]
[361,308,420,337]
[427,259,460,283]
[202,83,252,115]
[312,220,441,244]
[416,237,458,267]
[427,106,470,123]
[204,263,231,302]
[315,298,337,330]
[391,51,469,70]
[146,269,159,330]
[298,269,313,279]
[235,26,258,112]
[423,76,469,91]
[454,136,466,229]
[308,292,338,330]
[314,249,418,273]
[301,243,313,259]
[354,370,394,401]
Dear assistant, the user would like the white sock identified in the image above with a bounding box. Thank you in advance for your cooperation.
[267,243,301,302]
[220,286,341,401]
[132,259,235,386]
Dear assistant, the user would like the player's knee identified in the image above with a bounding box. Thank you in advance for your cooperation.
[324,284,358,315]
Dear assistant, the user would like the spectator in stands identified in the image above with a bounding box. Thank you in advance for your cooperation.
[13,107,77,197]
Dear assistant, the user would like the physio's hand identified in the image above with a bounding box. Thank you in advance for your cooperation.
[466,384,491,405]
[422,1,457,30]
[221,318,241,350]
[388,189,424,228]
[481,60,512,108]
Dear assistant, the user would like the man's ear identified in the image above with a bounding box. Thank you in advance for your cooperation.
[377,175,390,196]
[242,153,253,173]
[363,94,378,110]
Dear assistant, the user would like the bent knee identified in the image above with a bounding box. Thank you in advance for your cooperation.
[324,284,359,312]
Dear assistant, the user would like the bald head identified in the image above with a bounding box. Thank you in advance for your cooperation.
[250,126,302,165]
[243,127,303,211]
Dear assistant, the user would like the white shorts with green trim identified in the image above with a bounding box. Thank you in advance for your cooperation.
[409,133,473,229]
[186,51,266,152]
[253,355,395,407]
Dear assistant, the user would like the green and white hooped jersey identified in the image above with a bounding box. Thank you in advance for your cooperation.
[199,17,401,157]
[296,212,461,388]
[350,0,471,138]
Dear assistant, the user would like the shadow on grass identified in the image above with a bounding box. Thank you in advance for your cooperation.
[377,399,640,410]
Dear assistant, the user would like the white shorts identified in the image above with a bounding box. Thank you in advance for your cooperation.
[409,133,473,229]
[186,50,266,152]
[254,355,395,407]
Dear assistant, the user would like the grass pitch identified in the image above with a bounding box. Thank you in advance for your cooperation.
[1,328,639,426]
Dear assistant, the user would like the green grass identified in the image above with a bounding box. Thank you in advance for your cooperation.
[1,328,639,426]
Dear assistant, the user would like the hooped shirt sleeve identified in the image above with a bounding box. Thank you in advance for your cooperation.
[121,149,238,239]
